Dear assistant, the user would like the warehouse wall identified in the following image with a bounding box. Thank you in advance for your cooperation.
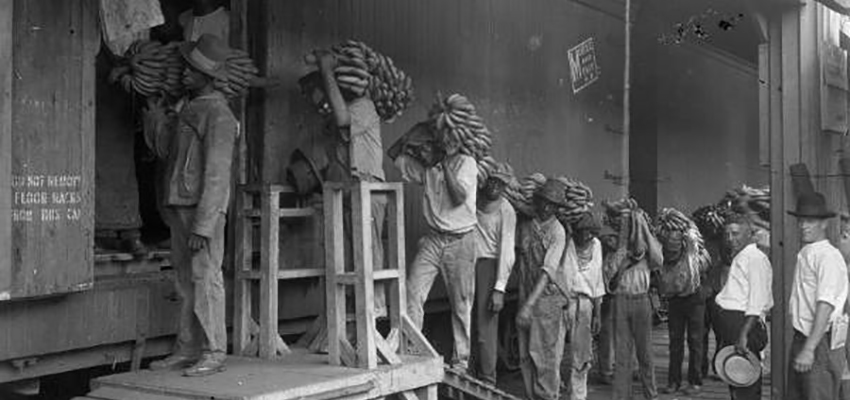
[654,44,766,213]
[258,0,628,266]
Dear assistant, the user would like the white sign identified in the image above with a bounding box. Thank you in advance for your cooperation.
[567,38,601,94]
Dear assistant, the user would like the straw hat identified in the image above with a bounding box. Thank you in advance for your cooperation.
[180,34,229,80]
[286,149,324,196]
[714,345,761,387]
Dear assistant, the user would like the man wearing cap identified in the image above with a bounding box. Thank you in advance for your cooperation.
[515,179,569,400]
[300,50,389,317]
[150,34,238,377]
[471,164,516,385]
[562,212,605,400]
[713,214,772,399]
[603,199,662,400]
[391,132,478,373]
[787,192,849,400]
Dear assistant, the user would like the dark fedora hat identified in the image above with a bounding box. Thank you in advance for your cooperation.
[534,179,568,207]
[788,191,836,219]
[180,34,229,80]
[286,149,323,196]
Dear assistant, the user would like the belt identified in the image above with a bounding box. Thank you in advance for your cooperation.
[430,228,473,239]
[614,292,648,299]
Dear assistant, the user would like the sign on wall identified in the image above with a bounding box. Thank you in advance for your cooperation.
[567,37,601,94]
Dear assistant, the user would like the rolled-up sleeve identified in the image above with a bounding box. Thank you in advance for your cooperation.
[745,252,773,316]
[393,155,424,184]
[542,222,567,285]
[816,252,849,309]
[494,203,517,292]
[456,155,478,194]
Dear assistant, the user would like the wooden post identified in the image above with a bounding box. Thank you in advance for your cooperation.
[259,188,280,359]
[353,184,377,369]
[325,184,346,366]
[0,0,12,300]
[233,189,252,355]
[387,185,406,355]
[621,0,631,197]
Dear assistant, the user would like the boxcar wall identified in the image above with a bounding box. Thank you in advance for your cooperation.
[255,0,629,304]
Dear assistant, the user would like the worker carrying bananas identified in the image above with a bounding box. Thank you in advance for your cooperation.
[562,212,605,400]
[602,199,662,400]
[514,178,569,400]
[472,162,517,385]
[149,34,238,377]
[388,122,479,374]
[654,208,711,396]
[298,48,389,317]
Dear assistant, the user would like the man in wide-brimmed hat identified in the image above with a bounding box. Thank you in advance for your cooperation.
[151,34,238,377]
[471,162,517,385]
[787,192,849,400]
[713,214,772,400]
[514,179,569,400]
[602,198,662,400]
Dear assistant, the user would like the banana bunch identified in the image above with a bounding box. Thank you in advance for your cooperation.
[691,204,727,239]
[116,39,177,97]
[654,208,696,237]
[331,40,414,122]
[477,156,499,185]
[554,176,594,222]
[214,49,260,99]
[428,93,493,160]
[718,185,770,222]
[504,172,547,217]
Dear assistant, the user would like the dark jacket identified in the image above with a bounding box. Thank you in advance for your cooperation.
[164,91,238,238]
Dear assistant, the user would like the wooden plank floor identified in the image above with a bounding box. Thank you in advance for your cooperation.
[495,323,771,400]
[86,349,443,400]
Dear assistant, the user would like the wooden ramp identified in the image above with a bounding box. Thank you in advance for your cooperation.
[76,350,443,400]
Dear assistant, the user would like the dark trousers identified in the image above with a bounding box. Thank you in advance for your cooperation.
[472,258,499,384]
[613,293,657,400]
[667,292,705,387]
[714,308,764,400]
[598,294,615,377]
[788,330,847,400]
[701,294,719,376]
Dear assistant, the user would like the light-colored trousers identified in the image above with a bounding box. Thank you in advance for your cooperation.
[565,295,594,400]
[169,207,227,355]
[519,286,569,400]
[407,230,476,368]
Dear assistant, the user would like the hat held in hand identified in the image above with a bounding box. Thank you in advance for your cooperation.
[714,345,761,387]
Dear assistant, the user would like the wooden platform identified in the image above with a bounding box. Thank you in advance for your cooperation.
[76,349,443,400]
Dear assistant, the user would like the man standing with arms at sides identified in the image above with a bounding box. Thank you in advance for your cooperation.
[149,34,238,377]
[563,212,605,400]
[656,209,710,396]
[713,215,772,399]
[788,192,849,399]
[515,179,569,400]
[603,199,663,400]
[390,131,478,373]
[472,163,516,385]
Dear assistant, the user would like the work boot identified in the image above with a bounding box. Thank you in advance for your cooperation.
[682,384,702,395]
[183,352,226,377]
[149,354,198,371]
[659,384,680,394]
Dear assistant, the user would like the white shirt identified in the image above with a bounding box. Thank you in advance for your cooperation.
[715,243,773,317]
[790,240,849,335]
[394,154,478,234]
[475,198,517,292]
[564,237,606,298]
[180,7,230,42]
